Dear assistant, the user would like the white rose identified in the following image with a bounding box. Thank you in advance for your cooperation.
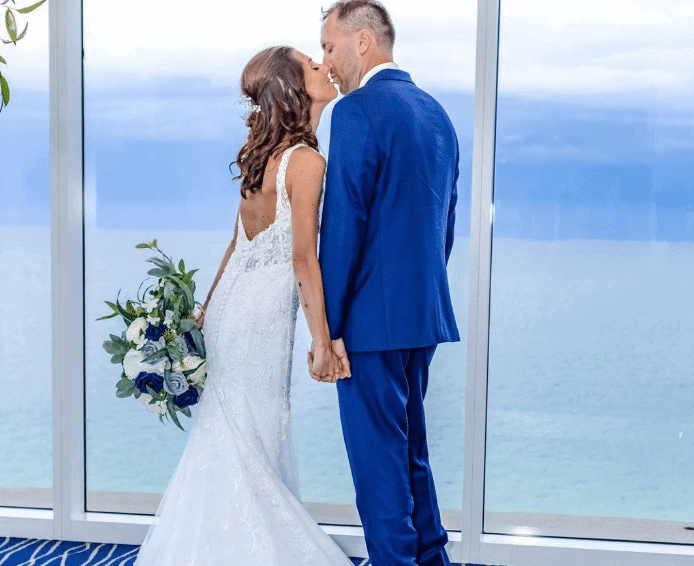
[123,348,170,379]
[123,349,145,379]
[125,318,148,343]
[139,393,167,414]
[172,354,201,372]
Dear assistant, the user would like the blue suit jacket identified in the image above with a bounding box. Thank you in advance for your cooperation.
[319,69,460,352]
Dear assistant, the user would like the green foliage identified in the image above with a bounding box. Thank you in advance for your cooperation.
[115,377,136,398]
[0,0,47,112]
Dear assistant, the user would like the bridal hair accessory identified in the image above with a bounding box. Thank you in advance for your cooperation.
[241,94,262,114]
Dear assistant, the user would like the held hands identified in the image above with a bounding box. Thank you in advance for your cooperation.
[193,303,208,330]
[307,338,351,383]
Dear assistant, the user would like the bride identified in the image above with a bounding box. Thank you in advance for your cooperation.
[134,45,353,565]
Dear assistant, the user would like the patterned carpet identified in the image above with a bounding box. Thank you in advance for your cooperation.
[0,537,474,566]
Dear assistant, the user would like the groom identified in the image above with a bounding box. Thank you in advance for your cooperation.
[314,1,460,565]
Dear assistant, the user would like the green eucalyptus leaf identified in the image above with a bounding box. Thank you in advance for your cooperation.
[167,277,194,311]
[135,243,151,249]
[96,311,119,321]
[178,259,185,273]
[102,340,121,355]
[178,319,196,333]
[188,327,206,358]
[0,71,9,106]
[109,333,130,347]
[147,267,167,277]
[168,403,185,431]
[147,256,171,270]
[115,298,136,323]
[141,348,168,364]
[146,385,165,400]
[181,406,192,418]
[116,388,133,398]
[110,352,125,364]
[6,9,17,43]
[17,0,46,14]
[166,342,183,364]
[116,376,132,388]
[15,21,27,40]
[0,55,6,64]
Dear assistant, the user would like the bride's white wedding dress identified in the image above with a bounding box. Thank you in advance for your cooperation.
[134,143,354,566]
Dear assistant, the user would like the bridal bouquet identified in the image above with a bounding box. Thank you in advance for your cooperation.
[98,239,207,430]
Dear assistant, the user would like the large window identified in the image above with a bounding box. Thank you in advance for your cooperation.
[485,0,694,544]
[0,5,51,510]
[82,0,474,525]
[6,0,694,563]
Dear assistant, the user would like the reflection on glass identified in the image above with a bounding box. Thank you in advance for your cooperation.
[84,0,472,525]
[0,6,51,509]
[485,0,694,543]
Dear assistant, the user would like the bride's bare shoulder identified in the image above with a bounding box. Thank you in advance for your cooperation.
[286,145,325,199]
[288,145,325,172]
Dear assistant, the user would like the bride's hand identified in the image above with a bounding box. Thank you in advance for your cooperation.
[193,303,208,330]
[308,343,343,383]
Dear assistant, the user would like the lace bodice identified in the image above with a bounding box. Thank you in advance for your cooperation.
[233,143,306,272]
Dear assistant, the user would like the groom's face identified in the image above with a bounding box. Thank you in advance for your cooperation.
[321,12,360,95]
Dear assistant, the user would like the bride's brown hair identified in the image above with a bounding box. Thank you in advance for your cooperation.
[233,46,319,199]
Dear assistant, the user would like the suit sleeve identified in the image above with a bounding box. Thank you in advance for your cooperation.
[319,97,376,340]
[445,137,460,264]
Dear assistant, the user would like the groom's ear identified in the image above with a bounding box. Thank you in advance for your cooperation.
[355,28,373,56]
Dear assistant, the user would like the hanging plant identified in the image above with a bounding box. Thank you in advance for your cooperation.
[0,0,47,112]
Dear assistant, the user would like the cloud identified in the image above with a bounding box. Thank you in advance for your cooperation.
[497,0,694,107]
[8,0,694,142]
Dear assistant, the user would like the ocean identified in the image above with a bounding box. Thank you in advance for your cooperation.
[1,226,692,524]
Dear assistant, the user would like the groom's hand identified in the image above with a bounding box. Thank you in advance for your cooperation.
[332,338,351,378]
[308,342,341,383]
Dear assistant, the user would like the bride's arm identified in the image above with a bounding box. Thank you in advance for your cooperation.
[287,147,347,383]
[197,211,240,328]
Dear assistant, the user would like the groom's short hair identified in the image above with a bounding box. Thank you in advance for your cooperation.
[322,0,395,51]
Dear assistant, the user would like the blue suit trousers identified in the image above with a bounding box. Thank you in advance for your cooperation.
[336,347,451,566]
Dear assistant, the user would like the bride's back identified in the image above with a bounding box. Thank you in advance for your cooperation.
[238,152,283,242]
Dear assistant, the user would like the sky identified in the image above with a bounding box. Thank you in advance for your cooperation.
[1,0,693,239]
[7,0,694,100]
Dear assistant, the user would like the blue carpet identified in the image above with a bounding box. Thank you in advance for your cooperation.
[0,537,474,565]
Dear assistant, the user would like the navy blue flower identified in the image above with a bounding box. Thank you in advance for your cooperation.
[174,387,200,408]
[134,372,164,394]
[182,331,198,355]
[145,323,167,341]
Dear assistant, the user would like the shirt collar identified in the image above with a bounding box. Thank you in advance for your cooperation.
[359,62,401,88]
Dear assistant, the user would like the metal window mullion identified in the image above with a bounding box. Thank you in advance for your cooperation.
[50,0,85,542]
[461,0,499,562]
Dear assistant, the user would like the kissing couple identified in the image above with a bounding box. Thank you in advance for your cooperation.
[134,1,459,565]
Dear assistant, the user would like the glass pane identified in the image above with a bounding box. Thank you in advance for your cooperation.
[0,4,51,509]
[485,0,694,543]
[84,0,472,526]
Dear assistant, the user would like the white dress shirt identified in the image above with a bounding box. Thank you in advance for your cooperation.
[359,61,401,88]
